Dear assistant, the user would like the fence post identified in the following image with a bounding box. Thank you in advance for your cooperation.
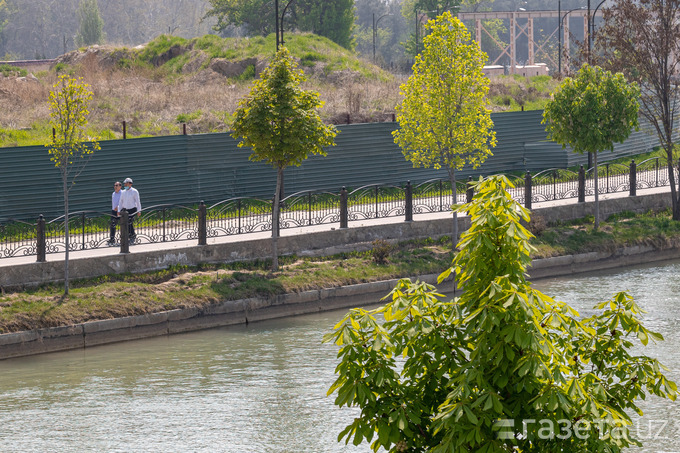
[578,165,586,203]
[123,121,126,139]
[36,214,46,262]
[198,201,207,246]
[629,160,637,197]
[340,187,348,229]
[524,170,532,210]
[119,209,129,254]
[466,176,474,203]
[405,181,413,222]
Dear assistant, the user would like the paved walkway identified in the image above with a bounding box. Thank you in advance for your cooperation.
[0,184,673,270]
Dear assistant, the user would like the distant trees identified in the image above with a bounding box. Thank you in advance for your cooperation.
[205,0,356,49]
[76,0,104,47]
[0,0,214,59]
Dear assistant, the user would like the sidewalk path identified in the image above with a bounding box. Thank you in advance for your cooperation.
[0,184,673,270]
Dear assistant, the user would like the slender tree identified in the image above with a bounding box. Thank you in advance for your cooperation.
[325,175,677,452]
[231,47,336,271]
[393,11,496,247]
[543,64,639,230]
[76,0,104,46]
[47,75,100,295]
[597,0,680,221]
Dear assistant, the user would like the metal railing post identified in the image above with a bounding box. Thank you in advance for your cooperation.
[466,176,474,203]
[198,201,207,245]
[81,212,86,250]
[36,214,46,262]
[578,165,586,203]
[120,209,129,254]
[524,170,532,210]
[340,187,348,229]
[629,160,637,197]
[405,181,413,222]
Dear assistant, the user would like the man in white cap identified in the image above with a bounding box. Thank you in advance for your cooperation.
[116,177,142,242]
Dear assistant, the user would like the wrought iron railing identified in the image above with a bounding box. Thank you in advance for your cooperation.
[2,157,679,260]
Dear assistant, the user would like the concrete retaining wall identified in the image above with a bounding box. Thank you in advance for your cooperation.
[0,276,435,360]
[3,241,680,360]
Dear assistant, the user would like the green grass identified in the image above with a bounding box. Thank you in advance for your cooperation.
[0,64,27,77]
[0,237,453,333]
[531,208,680,258]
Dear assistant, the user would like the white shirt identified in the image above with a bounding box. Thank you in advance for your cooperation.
[111,190,122,211]
[117,186,142,212]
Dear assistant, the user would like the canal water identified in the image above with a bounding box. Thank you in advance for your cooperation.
[0,261,679,452]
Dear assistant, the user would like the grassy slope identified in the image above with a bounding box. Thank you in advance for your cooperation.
[0,33,554,148]
[2,208,680,334]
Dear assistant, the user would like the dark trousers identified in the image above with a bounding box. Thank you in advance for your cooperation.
[110,210,119,241]
[126,207,137,239]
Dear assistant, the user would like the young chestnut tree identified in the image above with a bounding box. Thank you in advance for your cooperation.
[47,75,100,295]
[231,47,336,270]
[325,175,676,452]
[393,11,496,246]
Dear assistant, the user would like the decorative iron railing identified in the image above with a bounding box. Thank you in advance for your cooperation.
[2,157,679,260]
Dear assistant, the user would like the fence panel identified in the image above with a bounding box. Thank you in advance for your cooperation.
[0,219,37,258]
[280,191,340,228]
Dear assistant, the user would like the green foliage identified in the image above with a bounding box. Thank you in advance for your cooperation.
[393,12,496,176]
[370,239,393,264]
[205,0,356,49]
[75,0,104,47]
[543,64,640,156]
[325,175,677,452]
[176,110,203,124]
[47,75,101,174]
[138,34,188,62]
[232,47,336,169]
[0,64,26,77]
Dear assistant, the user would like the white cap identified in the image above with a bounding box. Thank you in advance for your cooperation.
[124,177,133,183]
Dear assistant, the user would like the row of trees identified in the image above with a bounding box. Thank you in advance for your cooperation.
[0,0,214,59]
[0,0,591,65]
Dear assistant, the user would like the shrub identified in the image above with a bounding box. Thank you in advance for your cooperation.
[370,239,392,264]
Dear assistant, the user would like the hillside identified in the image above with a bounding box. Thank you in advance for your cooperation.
[0,33,557,147]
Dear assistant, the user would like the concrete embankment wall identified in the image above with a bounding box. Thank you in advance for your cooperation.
[0,191,677,360]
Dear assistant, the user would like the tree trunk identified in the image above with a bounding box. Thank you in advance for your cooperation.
[271,167,283,271]
[450,170,458,250]
[665,143,680,221]
[593,152,599,231]
[63,175,70,296]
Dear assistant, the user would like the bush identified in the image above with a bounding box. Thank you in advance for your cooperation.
[370,239,392,264]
